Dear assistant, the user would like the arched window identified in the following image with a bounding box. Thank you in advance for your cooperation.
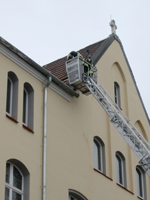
[23,83,34,131]
[136,166,147,199]
[114,82,120,107]
[94,137,106,174]
[69,190,87,200]
[5,159,30,200]
[116,151,126,187]
[6,72,18,120]
[5,163,23,200]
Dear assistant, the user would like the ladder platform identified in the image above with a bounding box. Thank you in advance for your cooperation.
[66,56,97,95]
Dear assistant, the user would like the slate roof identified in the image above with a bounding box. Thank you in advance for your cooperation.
[43,39,106,86]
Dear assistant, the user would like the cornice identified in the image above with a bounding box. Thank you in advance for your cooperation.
[0,43,73,102]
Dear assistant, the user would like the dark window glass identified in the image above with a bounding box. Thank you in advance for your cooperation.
[5,187,9,200]
[137,168,143,197]
[116,154,123,185]
[114,82,120,107]
[13,167,22,190]
[94,140,101,171]
[23,89,27,124]
[5,163,10,183]
[12,191,22,200]
[6,78,11,114]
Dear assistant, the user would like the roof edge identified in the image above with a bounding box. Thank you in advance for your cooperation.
[91,34,150,124]
[0,36,79,98]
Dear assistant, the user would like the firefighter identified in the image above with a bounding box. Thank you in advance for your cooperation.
[67,50,93,78]
[67,51,83,60]
[84,50,93,78]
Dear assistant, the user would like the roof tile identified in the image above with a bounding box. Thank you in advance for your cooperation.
[43,39,106,85]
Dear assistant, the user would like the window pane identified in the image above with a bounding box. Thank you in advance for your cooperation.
[116,155,123,185]
[94,141,98,169]
[23,89,27,124]
[94,141,101,170]
[137,169,143,197]
[6,163,10,183]
[5,187,9,200]
[114,82,120,106]
[12,191,22,200]
[6,78,11,113]
[13,167,22,190]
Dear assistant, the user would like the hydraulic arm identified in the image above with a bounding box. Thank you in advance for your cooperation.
[66,56,150,177]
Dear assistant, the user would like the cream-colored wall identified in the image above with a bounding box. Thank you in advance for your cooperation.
[0,52,44,200]
[46,39,150,200]
[1,38,150,200]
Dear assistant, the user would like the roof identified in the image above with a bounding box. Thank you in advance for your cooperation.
[0,35,149,123]
[43,34,150,124]
[0,36,79,98]
[43,39,106,86]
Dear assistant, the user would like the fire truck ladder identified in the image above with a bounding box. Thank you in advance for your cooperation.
[85,76,150,177]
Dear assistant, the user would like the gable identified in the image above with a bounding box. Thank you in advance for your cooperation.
[95,37,150,124]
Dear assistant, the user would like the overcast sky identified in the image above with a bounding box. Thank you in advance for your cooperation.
[0,0,150,119]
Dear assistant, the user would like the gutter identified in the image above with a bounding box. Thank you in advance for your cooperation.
[43,75,52,200]
[0,36,79,98]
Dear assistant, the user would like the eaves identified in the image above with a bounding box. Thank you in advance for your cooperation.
[0,36,79,100]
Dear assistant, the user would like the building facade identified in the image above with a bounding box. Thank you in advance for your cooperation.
[0,31,150,200]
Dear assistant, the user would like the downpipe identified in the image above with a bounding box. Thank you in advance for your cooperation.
[43,75,52,200]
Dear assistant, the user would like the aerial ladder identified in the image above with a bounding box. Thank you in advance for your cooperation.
[66,55,150,177]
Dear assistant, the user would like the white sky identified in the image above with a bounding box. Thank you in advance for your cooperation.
[0,0,150,119]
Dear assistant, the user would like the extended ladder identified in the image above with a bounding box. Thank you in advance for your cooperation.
[85,76,150,177]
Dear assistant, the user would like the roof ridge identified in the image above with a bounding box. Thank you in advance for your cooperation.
[78,39,106,52]
[43,38,107,68]
[91,38,108,59]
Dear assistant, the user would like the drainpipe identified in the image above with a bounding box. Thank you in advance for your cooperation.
[43,75,52,200]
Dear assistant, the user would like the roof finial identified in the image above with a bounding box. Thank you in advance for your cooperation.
[109,19,117,34]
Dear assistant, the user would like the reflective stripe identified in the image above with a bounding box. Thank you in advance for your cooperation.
[77,52,83,59]
[86,71,93,74]
[84,63,89,67]
[69,54,73,58]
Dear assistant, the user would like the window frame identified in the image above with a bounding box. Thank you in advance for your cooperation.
[116,151,126,188]
[69,190,87,200]
[114,82,121,107]
[23,88,28,126]
[6,77,13,116]
[23,83,34,131]
[136,166,147,199]
[6,72,19,121]
[94,137,106,174]
[5,162,24,200]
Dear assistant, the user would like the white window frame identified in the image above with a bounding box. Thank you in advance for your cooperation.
[136,167,146,199]
[69,190,87,200]
[23,88,28,126]
[94,139,103,172]
[23,83,34,131]
[94,137,105,174]
[114,82,121,107]
[6,72,19,121]
[5,162,24,200]
[69,195,78,200]
[116,152,126,188]
[6,77,13,116]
